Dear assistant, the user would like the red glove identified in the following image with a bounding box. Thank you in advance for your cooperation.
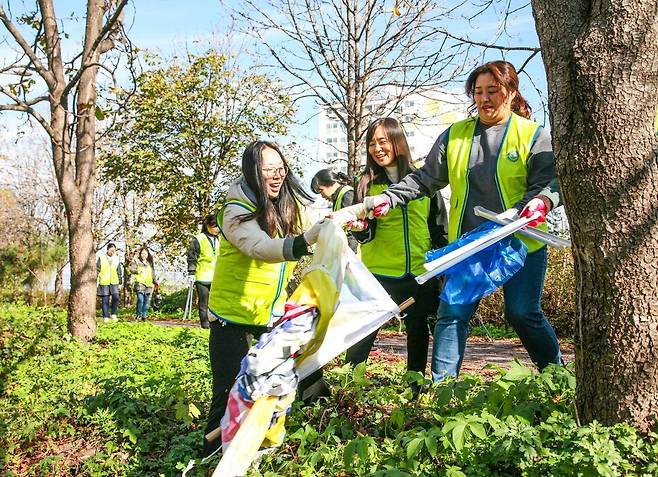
[346,219,368,232]
[363,194,391,217]
[520,197,548,227]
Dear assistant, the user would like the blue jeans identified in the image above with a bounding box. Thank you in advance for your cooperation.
[101,286,120,318]
[431,247,561,382]
[135,292,151,319]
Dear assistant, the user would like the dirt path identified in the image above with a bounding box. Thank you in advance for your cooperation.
[152,319,574,374]
[375,331,574,375]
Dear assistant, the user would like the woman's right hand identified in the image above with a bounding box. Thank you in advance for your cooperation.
[303,218,327,246]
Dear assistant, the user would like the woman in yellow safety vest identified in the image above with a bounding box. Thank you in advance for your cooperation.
[130,246,155,321]
[187,213,220,329]
[310,168,358,252]
[346,117,447,390]
[362,61,563,382]
[202,140,324,458]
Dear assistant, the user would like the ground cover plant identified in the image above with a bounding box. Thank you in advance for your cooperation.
[1,303,656,476]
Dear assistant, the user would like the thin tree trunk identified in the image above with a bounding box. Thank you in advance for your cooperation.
[532,0,658,431]
[54,262,66,306]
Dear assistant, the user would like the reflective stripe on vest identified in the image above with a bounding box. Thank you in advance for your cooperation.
[446,113,548,252]
[194,232,218,282]
[360,176,431,278]
[208,199,295,326]
[99,254,120,285]
[332,185,353,212]
[134,262,154,287]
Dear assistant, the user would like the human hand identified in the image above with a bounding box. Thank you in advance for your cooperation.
[363,194,391,217]
[188,275,196,285]
[345,219,368,232]
[303,218,326,246]
[520,198,548,227]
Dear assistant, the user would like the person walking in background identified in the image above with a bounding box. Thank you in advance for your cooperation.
[202,140,324,457]
[97,242,122,323]
[361,61,563,382]
[130,246,156,321]
[310,168,359,253]
[345,117,447,388]
[187,213,220,329]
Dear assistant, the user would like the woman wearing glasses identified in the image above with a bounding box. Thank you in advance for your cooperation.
[202,140,323,457]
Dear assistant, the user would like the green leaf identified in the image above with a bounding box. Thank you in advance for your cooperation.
[425,434,438,457]
[504,361,533,381]
[94,105,106,120]
[406,437,424,459]
[469,421,487,439]
[452,422,467,451]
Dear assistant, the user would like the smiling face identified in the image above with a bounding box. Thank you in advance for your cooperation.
[474,72,516,126]
[367,125,395,167]
[261,146,288,199]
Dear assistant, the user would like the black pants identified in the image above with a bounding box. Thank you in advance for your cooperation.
[203,320,267,457]
[345,275,439,375]
[196,282,211,326]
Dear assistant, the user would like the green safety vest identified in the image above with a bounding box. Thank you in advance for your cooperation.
[360,175,431,278]
[332,185,353,212]
[98,254,120,285]
[446,113,548,252]
[134,261,154,287]
[208,199,296,326]
[194,232,218,282]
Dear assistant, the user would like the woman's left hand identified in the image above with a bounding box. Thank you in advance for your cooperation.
[520,197,548,227]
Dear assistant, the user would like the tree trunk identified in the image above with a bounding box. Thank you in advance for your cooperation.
[532,0,658,431]
[54,262,66,306]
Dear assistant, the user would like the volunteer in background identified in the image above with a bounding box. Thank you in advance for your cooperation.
[187,213,220,329]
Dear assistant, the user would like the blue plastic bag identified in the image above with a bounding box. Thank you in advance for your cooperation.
[425,222,528,305]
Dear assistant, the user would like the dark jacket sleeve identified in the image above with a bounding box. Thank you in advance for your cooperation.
[96,257,101,275]
[512,127,560,211]
[187,236,200,275]
[428,194,449,249]
[383,128,451,207]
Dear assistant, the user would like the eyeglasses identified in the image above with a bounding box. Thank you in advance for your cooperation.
[262,166,288,178]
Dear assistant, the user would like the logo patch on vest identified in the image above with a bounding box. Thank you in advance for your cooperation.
[507,150,520,162]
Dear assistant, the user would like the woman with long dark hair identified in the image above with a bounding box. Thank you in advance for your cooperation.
[130,245,155,321]
[361,61,563,382]
[202,140,323,457]
[346,117,447,388]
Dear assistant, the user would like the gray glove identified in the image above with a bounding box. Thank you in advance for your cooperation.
[363,194,391,217]
[188,275,196,285]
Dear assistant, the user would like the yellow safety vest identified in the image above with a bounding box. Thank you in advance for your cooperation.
[134,261,154,287]
[98,254,120,285]
[207,200,296,326]
[194,232,218,283]
[332,185,353,212]
[360,172,431,278]
[446,113,548,252]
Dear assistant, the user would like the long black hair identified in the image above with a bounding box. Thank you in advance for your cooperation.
[356,118,413,202]
[310,168,351,194]
[240,140,312,237]
[137,245,154,270]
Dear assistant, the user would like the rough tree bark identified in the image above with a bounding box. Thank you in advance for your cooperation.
[0,0,128,341]
[532,0,658,430]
